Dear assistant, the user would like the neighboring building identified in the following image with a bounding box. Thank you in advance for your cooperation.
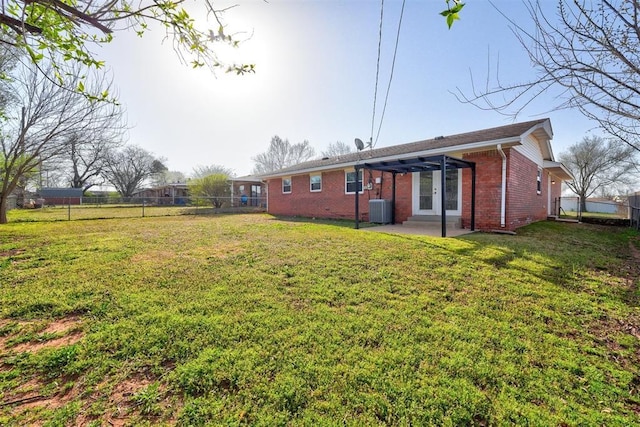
[132,178,266,208]
[260,119,573,233]
[134,183,189,204]
[38,188,84,205]
[230,176,265,207]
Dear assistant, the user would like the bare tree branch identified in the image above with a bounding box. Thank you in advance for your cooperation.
[0,55,125,223]
[560,135,638,210]
[456,0,640,149]
[252,136,316,175]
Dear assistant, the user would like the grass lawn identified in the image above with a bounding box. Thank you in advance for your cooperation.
[0,214,639,426]
[6,205,233,222]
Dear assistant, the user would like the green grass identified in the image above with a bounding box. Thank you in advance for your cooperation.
[6,205,227,222]
[561,210,627,219]
[1,214,639,426]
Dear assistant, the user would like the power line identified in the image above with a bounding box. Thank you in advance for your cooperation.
[370,0,384,147]
[373,0,406,148]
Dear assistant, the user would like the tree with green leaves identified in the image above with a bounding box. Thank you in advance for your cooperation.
[559,135,638,212]
[0,0,253,97]
[441,0,465,28]
[188,173,230,208]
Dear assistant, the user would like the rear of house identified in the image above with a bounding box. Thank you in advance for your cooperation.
[260,119,572,232]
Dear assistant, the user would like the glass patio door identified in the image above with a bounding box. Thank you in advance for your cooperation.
[412,170,461,215]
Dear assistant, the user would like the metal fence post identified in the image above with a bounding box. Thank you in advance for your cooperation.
[142,200,145,218]
[67,198,71,221]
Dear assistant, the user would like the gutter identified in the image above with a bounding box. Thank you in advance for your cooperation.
[259,137,521,180]
[497,144,507,228]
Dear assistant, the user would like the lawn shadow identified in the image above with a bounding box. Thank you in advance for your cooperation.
[268,215,379,229]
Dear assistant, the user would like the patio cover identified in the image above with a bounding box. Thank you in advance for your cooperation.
[354,154,476,237]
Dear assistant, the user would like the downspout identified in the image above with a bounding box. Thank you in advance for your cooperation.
[497,144,507,228]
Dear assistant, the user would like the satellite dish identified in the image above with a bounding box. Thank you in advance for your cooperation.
[354,138,365,151]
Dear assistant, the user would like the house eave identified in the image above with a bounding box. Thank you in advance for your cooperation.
[543,160,573,181]
[521,119,555,160]
[260,137,522,179]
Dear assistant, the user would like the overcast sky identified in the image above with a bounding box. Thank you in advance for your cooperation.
[98,0,597,178]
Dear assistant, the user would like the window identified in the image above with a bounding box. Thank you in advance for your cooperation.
[345,169,363,194]
[310,174,322,192]
[282,177,292,194]
[536,168,542,194]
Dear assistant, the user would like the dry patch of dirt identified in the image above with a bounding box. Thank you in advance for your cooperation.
[0,248,25,257]
[76,374,180,427]
[1,377,82,424]
[0,316,84,354]
[0,317,86,423]
[102,375,154,426]
[1,319,182,424]
[11,330,84,354]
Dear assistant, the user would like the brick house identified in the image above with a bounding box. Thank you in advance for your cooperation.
[134,183,189,204]
[230,176,265,207]
[260,119,572,234]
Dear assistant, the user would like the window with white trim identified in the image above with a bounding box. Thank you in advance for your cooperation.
[310,174,322,192]
[536,168,542,194]
[282,177,292,194]
[345,169,363,194]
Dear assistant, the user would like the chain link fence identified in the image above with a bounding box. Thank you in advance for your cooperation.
[554,196,629,220]
[629,193,640,230]
[8,196,267,223]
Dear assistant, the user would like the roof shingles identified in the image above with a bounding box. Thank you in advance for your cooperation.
[260,118,549,177]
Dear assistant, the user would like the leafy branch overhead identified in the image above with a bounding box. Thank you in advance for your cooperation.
[441,0,465,29]
[0,0,254,94]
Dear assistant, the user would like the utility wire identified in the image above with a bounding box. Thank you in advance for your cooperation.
[370,0,384,148]
[372,0,406,148]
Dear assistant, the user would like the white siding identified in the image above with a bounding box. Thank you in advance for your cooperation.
[513,134,544,166]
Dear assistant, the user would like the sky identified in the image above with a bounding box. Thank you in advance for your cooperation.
[98,0,599,178]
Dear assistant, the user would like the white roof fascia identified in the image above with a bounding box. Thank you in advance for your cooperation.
[521,119,554,160]
[261,137,521,179]
[543,160,573,180]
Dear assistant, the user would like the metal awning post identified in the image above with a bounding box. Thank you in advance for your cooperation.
[353,154,474,236]
[391,172,396,224]
[441,157,447,238]
[354,165,361,229]
[471,163,476,231]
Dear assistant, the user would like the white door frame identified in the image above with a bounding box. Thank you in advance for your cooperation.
[412,170,462,216]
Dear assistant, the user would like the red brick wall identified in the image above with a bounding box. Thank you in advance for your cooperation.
[41,197,82,206]
[267,148,554,231]
[266,169,399,221]
[393,174,413,223]
[461,150,503,230]
[460,148,552,231]
[505,148,549,229]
